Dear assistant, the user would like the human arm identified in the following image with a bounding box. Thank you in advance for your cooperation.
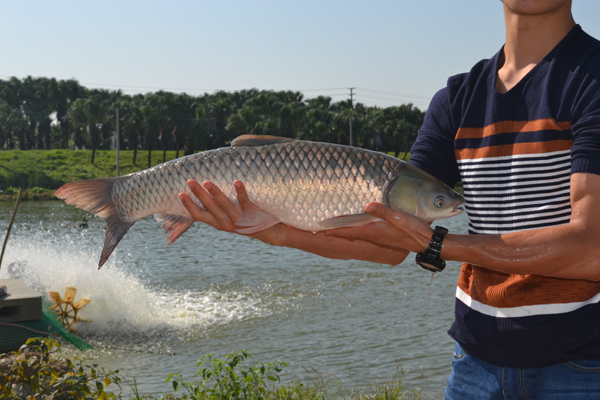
[327,172,600,281]
[177,179,409,265]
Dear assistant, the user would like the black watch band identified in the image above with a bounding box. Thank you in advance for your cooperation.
[415,226,448,273]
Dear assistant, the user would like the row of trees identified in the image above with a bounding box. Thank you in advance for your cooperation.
[0,77,426,166]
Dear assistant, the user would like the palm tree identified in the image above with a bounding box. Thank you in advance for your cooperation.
[56,79,84,149]
[67,91,108,163]
[117,94,144,164]
[301,96,335,142]
[0,100,27,150]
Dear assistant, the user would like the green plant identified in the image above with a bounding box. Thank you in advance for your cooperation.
[0,337,121,400]
[167,351,287,400]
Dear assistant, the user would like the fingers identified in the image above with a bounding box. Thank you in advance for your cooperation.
[178,191,220,228]
[202,181,241,224]
[180,180,239,232]
[233,180,252,209]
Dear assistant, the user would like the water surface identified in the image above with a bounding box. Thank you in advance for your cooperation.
[0,201,467,398]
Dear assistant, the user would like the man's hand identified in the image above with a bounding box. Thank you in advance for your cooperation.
[325,202,434,254]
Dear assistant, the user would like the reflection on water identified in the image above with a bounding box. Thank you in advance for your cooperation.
[0,201,468,398]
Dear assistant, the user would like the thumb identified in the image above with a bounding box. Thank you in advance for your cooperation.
[366,202,417,228]
[365,202,388,218]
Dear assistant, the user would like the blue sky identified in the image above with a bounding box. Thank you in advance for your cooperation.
[2,1,600,110]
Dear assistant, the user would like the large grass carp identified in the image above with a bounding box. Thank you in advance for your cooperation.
[56,135,464,268]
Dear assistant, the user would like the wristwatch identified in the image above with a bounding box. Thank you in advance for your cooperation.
[415,226,448,273]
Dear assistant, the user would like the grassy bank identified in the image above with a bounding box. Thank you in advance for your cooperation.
[2,338,430,399]
[0,149,440,202]
[0,149,180,200]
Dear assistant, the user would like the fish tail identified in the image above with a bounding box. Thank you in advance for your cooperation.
[55,178,135,269]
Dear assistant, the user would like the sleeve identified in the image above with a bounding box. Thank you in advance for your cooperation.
[409,86,461,188]
[570,57,600,176]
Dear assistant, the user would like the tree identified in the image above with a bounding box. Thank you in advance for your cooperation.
[66,90,115,163]
[117,94,144,164]
[56,79,84,148]
[379,104,425,158]
[227,90,305,138]
[301,96,335,142]
[0,100,26,150]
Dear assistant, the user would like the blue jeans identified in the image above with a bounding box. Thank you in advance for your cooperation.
[445,342,600,399]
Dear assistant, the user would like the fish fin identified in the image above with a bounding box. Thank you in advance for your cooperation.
[102,215,135,268]
[318,213,383,229]
[55,178,118,219]
[155,213,195,245]
[55,178,135,269]
[234,208,281,234]
[231,135,295,147]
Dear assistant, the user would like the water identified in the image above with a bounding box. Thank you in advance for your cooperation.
[0,200,468,398]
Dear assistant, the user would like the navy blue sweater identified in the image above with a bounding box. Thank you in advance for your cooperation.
[410,25,600,368]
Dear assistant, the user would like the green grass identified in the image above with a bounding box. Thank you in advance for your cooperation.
[0,149,433,201]
[0,149,181,199]
[1,339,431,400]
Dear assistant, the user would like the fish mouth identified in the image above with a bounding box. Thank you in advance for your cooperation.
[451,204,465,216]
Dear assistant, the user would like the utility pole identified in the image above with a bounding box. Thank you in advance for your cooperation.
[349,87,355,146]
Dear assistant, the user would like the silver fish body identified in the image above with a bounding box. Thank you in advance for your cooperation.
[56,135,464,267]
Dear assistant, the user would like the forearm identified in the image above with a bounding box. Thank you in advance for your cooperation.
[442,224,600,281]
[271,227,409,265]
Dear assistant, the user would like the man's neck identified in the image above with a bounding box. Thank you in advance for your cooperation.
[496,2,575,93]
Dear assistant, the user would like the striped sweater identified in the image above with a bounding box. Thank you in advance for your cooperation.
[409,25,600,368]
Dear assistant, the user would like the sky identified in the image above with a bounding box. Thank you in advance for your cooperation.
[2,1,600,111]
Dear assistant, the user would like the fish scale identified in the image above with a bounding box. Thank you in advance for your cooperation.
[55,135,464,268]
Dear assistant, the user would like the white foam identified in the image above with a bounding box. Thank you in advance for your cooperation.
[1,229,275,338]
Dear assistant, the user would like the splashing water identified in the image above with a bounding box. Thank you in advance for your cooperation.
[0,221,278,340]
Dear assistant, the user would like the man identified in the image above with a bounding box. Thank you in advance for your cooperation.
[179,1,600,397]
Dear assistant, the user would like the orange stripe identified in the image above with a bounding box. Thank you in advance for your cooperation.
[456,119,572,140]
[455,139,573,161]
[458,264,600,308]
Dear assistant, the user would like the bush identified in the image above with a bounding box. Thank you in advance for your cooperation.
[0,337,121,399]
[167,350,288,400]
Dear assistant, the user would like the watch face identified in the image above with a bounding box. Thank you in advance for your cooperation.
[420,262,438,272]
[422,262,443,273]
[416,253,446,273]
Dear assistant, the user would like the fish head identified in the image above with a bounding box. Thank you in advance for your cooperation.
[386,167,465,223]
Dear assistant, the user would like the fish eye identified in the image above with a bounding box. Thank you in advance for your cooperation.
[435,196,446,208]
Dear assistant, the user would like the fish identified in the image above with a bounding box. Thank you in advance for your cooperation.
[55,135,465,268]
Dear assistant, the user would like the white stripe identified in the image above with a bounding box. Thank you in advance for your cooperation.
[462,174,569,186]
[458,157,571,171]
[468,209,571,223]
[469,215,570,231]
[464,182,570,196]
[456,287,600,318]
[457,150,571,165]
[464,195,570,210]
[463,190,571,203]
[465,204,569,215]
[461,163,571,177]
[468,217,571,234]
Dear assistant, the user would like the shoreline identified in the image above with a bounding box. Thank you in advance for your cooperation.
[0,190,57,202]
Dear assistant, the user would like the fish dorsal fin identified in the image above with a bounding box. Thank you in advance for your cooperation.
[231,135,295,147]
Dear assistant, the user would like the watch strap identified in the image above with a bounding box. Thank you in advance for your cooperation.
[416,226,448,273]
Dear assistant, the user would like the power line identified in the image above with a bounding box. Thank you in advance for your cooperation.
[356,87,431,100]
[0,73,431,107]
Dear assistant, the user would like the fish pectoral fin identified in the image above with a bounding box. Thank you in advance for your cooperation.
[318,213,383,229]
[234,208,281,234]
[155,213,195,245]
[231,135,295,147]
